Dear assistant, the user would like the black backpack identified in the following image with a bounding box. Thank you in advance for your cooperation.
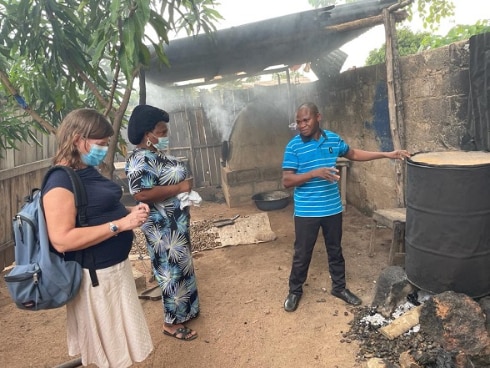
[4,166,92,310]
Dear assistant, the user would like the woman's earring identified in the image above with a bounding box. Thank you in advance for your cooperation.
[146,138,152,147]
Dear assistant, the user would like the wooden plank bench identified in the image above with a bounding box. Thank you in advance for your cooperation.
[368,207,406,266]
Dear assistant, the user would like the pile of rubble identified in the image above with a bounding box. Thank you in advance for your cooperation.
[345,304,452,366]
[344,266,490,368]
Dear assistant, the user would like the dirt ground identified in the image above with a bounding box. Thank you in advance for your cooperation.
[0,199,393,368]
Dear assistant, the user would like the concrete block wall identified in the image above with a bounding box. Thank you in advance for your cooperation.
[318,40,471,214]
[401,41,470,153]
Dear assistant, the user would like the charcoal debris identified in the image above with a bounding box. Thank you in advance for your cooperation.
[345,292,490,367]
[344,305,446,366]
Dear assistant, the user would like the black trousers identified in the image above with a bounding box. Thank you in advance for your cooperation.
[288,213,346,295]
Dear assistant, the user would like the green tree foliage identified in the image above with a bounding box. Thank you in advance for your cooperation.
[0,0,221,175]
[366,21,490,66]
[420,21,490,49]
[413,0,455,32]
[366,27,431,65]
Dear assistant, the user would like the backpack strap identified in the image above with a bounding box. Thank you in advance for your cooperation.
[42,166,88,227]
[41,166,99,287]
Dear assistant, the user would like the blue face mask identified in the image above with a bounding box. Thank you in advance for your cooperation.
[82,144,108,166]
[152,136,169,151]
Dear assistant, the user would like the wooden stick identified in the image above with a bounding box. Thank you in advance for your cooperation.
[379,305,422,340]
[324,11,407,32]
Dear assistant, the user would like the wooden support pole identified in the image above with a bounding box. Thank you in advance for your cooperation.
[383,6,409,208]
[325,10,407,32]
[388,220,406,266]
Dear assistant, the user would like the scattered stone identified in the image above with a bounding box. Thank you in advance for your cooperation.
[399,350,420,368]
[420,291,490,366]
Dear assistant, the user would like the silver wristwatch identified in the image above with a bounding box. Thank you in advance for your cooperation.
[109,222,119,235]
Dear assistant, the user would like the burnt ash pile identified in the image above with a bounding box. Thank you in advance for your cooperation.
[344,305,452,367]
[343,266,490,368]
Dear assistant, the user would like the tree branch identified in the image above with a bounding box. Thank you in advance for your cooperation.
[76,69,110,109]
[104,63,121,117]
[0,69,57,135]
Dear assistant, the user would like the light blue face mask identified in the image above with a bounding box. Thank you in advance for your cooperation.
[82,144,108,166]
[152,135,169,151]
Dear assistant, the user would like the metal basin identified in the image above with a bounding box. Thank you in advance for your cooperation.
[251,190,290,211]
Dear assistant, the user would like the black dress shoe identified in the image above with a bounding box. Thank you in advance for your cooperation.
[331,289,362,306]
[284,293,301,312]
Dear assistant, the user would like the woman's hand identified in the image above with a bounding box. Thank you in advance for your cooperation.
[134,203,150,214]
[179,177,193,193]
[120,204,150,230]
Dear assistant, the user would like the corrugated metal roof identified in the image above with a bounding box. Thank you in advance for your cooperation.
[146,0,398,86]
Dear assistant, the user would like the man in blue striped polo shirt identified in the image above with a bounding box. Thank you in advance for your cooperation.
[282,102,410,311]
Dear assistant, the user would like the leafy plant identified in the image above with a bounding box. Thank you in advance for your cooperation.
[366,21,490,65]
[0,0,222,175]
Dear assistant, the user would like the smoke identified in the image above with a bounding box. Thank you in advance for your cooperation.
[145,83,186,112]
[199,90,247,141]
[142,81,292,142]
[144,83,249,141]
[202,102,233,141]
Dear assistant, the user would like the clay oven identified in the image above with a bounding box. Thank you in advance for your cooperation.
[220,100,294,207]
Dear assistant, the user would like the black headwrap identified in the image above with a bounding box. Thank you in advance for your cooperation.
[127,105,170,144]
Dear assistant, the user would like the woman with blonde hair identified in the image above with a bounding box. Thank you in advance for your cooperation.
[43,108,153,367]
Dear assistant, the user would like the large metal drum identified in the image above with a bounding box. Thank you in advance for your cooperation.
[406,151,490,297]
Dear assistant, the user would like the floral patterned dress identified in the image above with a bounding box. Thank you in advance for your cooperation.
[125,148,199,324]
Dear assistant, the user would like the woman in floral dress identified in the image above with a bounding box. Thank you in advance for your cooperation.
[125,105,199,341]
